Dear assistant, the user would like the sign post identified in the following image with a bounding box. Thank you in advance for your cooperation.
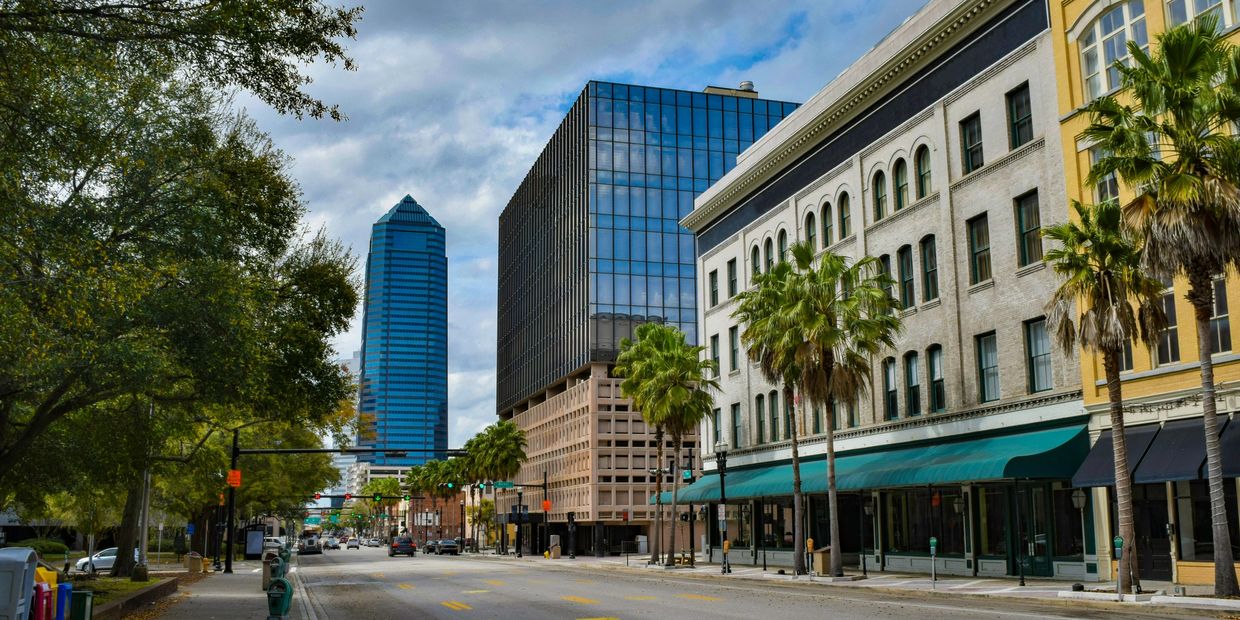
[930,537,938,588]
[1113,536,1124,602]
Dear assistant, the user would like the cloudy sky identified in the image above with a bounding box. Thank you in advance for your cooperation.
[248,0,926,448]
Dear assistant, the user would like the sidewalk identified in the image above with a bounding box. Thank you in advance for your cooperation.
[469,551,1238,614]
[150,560,307,620]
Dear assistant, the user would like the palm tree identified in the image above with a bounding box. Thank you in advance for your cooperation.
[461,436,482,551]
[733,256,811,575]
[475,420,527,553]
[788,242,900,577]
[615,322,682,564]
[1044,200,1165,593]
[1084,15,1240,596]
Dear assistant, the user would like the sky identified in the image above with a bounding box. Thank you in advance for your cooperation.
[246,0,927,448]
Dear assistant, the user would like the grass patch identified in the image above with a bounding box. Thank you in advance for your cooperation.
[69,576,161,606]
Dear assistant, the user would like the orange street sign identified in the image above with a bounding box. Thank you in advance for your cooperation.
[227,469,242,488]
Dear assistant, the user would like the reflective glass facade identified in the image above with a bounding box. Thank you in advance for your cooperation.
[498,81,797,413]
[359,196,448,466]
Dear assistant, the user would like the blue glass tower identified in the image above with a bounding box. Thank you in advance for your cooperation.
[359,195,448,466]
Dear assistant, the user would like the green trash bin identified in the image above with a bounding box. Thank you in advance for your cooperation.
[70,589,94,620]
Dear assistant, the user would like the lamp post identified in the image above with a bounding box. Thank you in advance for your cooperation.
[861,496,873,577]
[459,500,466,542]
[714,441,731,574]
[1071,488,1087,583]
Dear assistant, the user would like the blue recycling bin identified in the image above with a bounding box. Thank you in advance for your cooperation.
[55,581,72,620]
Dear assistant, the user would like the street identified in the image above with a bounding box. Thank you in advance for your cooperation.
[293,547,1207,620]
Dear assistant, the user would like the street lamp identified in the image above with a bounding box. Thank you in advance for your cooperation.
[1071,488,1087,584]
[714,441,731,574]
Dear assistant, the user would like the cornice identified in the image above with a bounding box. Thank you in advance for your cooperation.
[682,0,1002,232]
[942,37,1038,106]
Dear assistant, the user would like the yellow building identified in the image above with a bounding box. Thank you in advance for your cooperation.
[1049,0,1240,585]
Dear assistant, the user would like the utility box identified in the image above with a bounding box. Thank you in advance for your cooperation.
[811,549,831,575]
[0,547,37,620]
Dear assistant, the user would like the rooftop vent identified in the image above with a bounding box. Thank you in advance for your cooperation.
[738,81,755,92]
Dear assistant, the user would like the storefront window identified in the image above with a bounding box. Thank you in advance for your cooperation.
[978,486,1009,557]
[882,488,966,555]
[760,499,795,549]
[1176,479,1240,561]
[711,503,753,548]
[1052,487,1085,559]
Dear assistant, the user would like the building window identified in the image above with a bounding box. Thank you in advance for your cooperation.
[712,408,721,444]
[1211,278,1231,354]
[838,192,851,238]
[1080,1,1148,101]
[710,334,720,376]
[1168,0,1240,30]
[728,326,739,371]
[894,159,909,210]
[805,212,817,250]
[1157,287,1180,365]
[764,238,774,272]
[1025,318,1053,393]
[1120,339,1134,372]
[968,214,991,284]
[1015,191,1043,266]
[879,254,895,306]
[882,358,898,420]
[751,246,761,277]
[920,235,939,302]
[960,113,984,174]
[928,344,946,412]
[821,202,833,246]
[731,403,743,448]
[873,171,888,220]
[832,400,856,429]
[1090,147,1120,204]
[915,145,932,198]
[727,259,738,297]
[755,394,765,443]
[812,407,821,435]
[783,393,792,440]
[709,270,719,307]
[1006,83,1033,149]
[777,229,788,263]
[769,390,779,442]
[904,351,921,417]
[897,245,915,309]
[976,332,999,402]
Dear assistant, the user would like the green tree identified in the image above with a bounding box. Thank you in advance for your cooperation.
[467,498,496,545]
[1044,200,1166,593]
[469,420,527,550]
[1084,15,1240,596]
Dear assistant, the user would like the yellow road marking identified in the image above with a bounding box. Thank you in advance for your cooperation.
[372,572,385,579]
[561,595,600,604]
[444,571,459,576]
[462,589,490,594]
[441,601,473,610]
[574,579,596,584]
[676,593,721,601]
[624,595,657,600]
[484,579,507,586]
[397,583,414,590]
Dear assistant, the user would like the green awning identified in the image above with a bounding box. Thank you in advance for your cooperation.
[657,424,1087,503]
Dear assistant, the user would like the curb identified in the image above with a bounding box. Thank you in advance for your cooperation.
[91,576,180,620]
[1149,595,1240,612]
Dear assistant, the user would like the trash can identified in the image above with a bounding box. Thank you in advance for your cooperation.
[0,547,37,620]
[550,545,561,559]
[54,582,71,620]
[68,590,92,620]
[811,549,830,575]
[184,552,202,573]
[32,582,51,620]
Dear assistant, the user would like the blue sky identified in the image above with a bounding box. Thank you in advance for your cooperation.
[246,0,927,447]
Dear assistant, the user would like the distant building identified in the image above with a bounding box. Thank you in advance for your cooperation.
[358,196,448,467]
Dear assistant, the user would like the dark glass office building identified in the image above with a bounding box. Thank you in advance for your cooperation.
[498,81,797,414]
[359,195,448,466]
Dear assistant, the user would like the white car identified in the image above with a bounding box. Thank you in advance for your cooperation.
[74,547,139,573]
[346,538,360,549]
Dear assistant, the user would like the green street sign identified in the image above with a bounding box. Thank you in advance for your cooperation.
[330,514,339,523]
[494,481,515,489]
[305,516,321,525]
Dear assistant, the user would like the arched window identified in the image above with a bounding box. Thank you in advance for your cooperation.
[777,229,788,263]
[1079,1,1148,101]
[904,351,921,416]
[915,145,932,198]
[821,202,833,246]
[872,171,887,220]
[804,212,817,250]
[897,245,914,309]
[751,245,761,277]
[927,344,945,412]
[894,159,909,210]
[838,192,851,238]
[764,238,774,272]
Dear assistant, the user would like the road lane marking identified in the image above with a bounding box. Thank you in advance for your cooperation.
[576,617,620,620]
[574,579,596,584]
[560,595,599,604]
[484,579,507,586]
[442,601,473,611]
[462,589,490,594]
[623,595,657,601]
[372,572,385,579]
[948,579,989,589]
[676,593,721,601]
[397,583,415,590]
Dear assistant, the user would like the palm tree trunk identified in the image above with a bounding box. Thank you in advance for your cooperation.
[666,438,682,566]
[826,396,842,577]
[1103,348,1140,593]
[787,385,806,576]
[652,425,664,565]
[1187,272,1240,597]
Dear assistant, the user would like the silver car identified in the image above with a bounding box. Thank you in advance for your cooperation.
[74,547,140,573]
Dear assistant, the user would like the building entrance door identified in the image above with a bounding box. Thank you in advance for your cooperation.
[1133,484,1172,581]
[1018,485,1053,577]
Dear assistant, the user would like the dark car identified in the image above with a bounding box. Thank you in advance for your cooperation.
[422,540,437,554]
[435,539,460,555]
[388,536,416,557]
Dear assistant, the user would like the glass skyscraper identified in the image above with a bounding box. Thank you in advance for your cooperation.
[498,81,797,414]
[359,195,448,466]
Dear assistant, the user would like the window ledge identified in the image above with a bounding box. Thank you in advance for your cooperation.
[949,137,1045,193]
[729,370,741,377]
[825,234,857,254]
[900,306,918,319]
[920,298,942,311]
[967,279,995,295]
[1015,261,1046,278]
[1093,351,1240,385]
[865,191,940,235]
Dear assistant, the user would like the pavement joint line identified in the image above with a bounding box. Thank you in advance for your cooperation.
[561,595,600,604]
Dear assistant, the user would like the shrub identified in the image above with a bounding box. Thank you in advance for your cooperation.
[9,538,69,556]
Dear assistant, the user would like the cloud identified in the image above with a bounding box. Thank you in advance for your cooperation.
[251,0,926,447]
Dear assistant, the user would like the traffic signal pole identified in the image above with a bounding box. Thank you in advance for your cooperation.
[224,429,238,574]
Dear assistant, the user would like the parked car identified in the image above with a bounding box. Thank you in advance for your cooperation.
[388,536,416,557]
[367,538,381,547]
[435,539,460,556]
[263,537,284,550]
[74,548,139,573]
[324,537,340,550]
[347,538,360,549]
[422,540,438,554]
[298,536,322,555]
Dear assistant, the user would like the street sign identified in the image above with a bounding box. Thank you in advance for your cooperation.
[305,516,321,526]
[494,481,515,489]
[187,523,196,535]
[717,504,726,521]
[227,469,242,488]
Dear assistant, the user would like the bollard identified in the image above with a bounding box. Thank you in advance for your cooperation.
[266,577,294,620]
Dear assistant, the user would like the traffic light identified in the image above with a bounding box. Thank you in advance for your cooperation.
[447,482,455,489]
[680,513,688,522]
[373,493,382,502]
[314,492,322,500]
[344,493,352,501]
[403,494,411,501]
[621,510,629,522]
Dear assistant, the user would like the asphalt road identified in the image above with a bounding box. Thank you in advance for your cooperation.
[295,546,1213,620]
